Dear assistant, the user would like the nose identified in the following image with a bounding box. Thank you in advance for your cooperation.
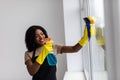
[39,34,45,39]
[39,34,42,37]
[35,34,43,39]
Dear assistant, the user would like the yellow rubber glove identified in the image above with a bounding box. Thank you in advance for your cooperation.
[78,26,88,46]
[36,38,53,65]
[87,16,96,24]
[78,16,96,46]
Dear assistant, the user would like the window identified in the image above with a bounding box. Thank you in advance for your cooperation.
[80,0,108,80]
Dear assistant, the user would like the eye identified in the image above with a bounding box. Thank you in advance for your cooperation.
[41,33,44,36]
[35,34,39,38]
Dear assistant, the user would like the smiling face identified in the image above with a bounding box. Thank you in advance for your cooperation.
[35,29,46,47]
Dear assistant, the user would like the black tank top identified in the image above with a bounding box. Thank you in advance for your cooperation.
[31,50,57,80]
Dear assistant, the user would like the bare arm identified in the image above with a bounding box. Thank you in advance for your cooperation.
[25,59,41,76]
[61,43,82,53]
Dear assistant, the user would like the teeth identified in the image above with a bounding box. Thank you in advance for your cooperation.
[39,39,43,42]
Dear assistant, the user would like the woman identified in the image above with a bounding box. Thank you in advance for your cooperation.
[24,16,95,80]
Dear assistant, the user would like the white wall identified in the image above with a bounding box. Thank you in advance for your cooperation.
[0,0,67,80]
[63,0,83,72]
[104,0,120,80]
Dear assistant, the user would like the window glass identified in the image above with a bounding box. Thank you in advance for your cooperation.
[80,0,108,80]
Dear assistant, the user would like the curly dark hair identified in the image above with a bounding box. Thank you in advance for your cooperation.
[25,25,48,52]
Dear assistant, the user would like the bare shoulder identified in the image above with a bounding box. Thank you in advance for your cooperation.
[24,51,33,64]
[53,44,63,54]
[25,51,33,58]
